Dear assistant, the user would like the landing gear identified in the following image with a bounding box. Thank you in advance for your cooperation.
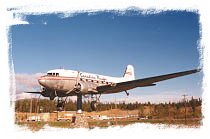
[54,93,101,112]
[55,95,83,112]
[125,90,129,96]
[90,94,101,111]
[56,98,65,111]
[90,101,97,111]
[50,91,56,100]
[50,94,55,100]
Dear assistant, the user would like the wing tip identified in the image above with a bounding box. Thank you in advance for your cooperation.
[196,68,202,72]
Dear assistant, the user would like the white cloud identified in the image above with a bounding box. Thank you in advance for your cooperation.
[14,73,44,100]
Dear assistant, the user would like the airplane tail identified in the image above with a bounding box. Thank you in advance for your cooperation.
[123,65,135,80]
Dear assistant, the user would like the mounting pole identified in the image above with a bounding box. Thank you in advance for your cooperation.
[77,93,82,114]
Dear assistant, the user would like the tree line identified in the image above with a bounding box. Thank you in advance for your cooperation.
[15,96,202,118]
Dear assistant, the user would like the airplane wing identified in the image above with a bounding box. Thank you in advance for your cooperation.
[24,91,42,94]
[97,69,201,94]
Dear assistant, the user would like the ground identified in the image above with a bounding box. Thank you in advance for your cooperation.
[15,108,202,131]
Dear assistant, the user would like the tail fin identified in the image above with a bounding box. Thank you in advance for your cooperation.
[123,65,135,80]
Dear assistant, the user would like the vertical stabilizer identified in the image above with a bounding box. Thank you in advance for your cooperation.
[123,65,135,80]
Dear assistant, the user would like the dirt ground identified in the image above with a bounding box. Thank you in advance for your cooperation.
[15,108,202,131]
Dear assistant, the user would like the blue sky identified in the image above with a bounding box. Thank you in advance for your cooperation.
[11,11,202,102]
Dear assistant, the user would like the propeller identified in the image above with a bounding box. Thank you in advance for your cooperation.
[74,71,81,91]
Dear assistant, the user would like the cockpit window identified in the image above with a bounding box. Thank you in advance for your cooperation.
[47,73,59,76]
[47,73,52,75]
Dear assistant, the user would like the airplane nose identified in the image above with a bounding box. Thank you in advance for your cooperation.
[38,78,46,86]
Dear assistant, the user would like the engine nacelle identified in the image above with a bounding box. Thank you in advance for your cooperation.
[40,89,51,97]
[78,82,97,94]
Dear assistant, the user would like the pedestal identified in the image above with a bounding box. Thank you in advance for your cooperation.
[70,113,89,128]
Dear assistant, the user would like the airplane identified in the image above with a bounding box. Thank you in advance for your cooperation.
[25,65,201,113]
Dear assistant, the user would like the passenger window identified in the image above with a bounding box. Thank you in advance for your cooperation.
[56,73,59,76]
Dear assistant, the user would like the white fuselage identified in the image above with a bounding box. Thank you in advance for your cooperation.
[38,69,131,97]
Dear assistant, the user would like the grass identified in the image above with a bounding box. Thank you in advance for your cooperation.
[15,118,202,131]
[48,121,72,128]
